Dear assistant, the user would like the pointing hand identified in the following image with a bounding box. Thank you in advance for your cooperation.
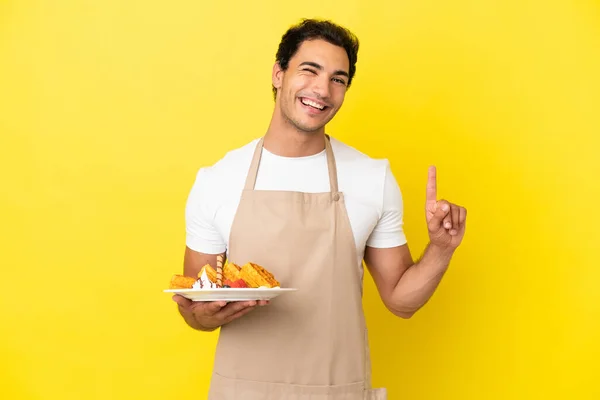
[425,166,467,250]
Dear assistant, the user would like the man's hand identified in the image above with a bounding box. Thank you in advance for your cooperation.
[362,166,466,318]
[173,295,268,331]
[425,166,467,250]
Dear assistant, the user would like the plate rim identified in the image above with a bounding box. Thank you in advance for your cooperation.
[163,287,297,293]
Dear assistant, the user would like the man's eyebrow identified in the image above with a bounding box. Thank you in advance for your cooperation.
[298,61,349,78]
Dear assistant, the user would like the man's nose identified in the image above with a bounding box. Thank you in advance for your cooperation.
[311,75,331,99]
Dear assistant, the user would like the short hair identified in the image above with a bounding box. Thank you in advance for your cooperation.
[272,18,360,99]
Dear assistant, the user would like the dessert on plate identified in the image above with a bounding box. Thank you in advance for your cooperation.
[168,258,280,290]
[168,274,197,289]
[239,262,279,288]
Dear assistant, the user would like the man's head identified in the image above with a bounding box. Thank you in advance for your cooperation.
[271,19,359,134]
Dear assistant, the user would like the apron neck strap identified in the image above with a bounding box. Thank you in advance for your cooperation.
[244,135,339,193]
[324,135,339,193]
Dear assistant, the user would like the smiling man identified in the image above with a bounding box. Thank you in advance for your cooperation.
[173,19,467,400]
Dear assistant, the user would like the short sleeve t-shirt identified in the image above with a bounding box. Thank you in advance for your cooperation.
[185,136,407,269]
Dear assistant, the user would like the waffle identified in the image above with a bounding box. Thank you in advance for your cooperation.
[169,274,196,289]
[198,264,218,283]
[239,262,280,288]
[223,262,242,281]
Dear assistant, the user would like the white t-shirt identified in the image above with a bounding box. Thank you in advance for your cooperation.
[185,136,407,269]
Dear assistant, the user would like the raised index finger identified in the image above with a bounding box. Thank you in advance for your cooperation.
[426,165,437,203]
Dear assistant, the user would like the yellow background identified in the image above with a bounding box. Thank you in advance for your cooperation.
[1,0,599,399]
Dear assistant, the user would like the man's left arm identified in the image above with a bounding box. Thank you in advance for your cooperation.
[364,165,467,319]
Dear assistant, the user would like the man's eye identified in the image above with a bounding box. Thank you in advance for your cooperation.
[302,68,317,74]
[332,78,346,85]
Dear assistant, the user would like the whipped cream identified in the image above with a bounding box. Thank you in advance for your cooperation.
[192,269,217,289]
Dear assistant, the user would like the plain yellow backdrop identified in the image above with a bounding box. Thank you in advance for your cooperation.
[1,0,599,399]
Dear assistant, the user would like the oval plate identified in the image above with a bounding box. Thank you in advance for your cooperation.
[163,287,297,302]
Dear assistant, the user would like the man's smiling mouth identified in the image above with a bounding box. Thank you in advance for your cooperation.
[300,97,327,111]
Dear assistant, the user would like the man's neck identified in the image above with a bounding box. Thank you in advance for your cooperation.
[263,111,326,158]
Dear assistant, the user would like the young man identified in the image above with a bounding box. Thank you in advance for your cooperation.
[173,19,467,400]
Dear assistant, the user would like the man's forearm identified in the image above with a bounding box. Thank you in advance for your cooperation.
[390,243,455,317]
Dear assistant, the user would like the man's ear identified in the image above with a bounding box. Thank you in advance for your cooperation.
[272,62,284,90]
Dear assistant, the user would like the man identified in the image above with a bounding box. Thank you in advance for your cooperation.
[173,18,466,400]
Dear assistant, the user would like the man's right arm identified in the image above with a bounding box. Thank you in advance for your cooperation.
[176,168,266,331]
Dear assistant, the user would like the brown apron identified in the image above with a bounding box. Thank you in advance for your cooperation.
[208,136,387,400]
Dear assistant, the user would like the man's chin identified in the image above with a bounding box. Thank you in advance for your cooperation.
[297,116,332,132]
[282,111,331,133]
[287,118,325,133]
[296,124,325,134]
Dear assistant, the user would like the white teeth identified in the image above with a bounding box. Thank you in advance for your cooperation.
[301,98,325,110]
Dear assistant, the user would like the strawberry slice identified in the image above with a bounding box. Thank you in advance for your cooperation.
[230,279,247,288]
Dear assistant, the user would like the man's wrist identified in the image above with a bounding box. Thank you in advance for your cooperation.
[424,242,455,264]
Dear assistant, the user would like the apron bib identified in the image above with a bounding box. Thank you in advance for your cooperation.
[207,136,387,400]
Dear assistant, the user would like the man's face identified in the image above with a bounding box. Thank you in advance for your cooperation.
[273,39,350,133]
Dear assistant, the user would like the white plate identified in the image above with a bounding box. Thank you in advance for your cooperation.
[163,287,297,302]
